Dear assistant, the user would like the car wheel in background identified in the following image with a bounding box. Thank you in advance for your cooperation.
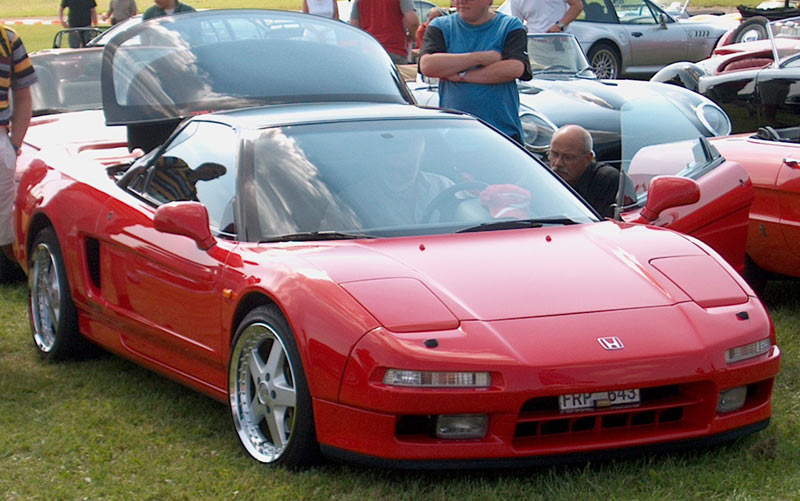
[588,43,621,79]
[732,16,769,44]
[228,304,318,468]
[28,227,88,361]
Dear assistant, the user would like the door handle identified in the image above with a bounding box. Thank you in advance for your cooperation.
[783,157,800,168]
[632,32,643,37]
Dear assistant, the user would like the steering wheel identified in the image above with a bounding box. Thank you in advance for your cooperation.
[421,181,488,223]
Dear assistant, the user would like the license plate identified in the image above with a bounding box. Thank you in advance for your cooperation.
[558,389,641,411]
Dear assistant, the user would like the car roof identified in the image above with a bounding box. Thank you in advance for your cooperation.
[102,9,414,126]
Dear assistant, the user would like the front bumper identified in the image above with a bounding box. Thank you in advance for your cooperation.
[314,301,780,464]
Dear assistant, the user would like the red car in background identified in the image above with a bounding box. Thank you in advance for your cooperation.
[611,97,754,273]
[711,126,800,290]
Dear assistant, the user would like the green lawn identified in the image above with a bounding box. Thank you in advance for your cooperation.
[1,278,799,498]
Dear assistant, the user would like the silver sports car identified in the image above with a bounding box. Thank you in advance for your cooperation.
[499,0,729,79]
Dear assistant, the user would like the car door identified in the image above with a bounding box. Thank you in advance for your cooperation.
[776,149,800,270]
[97,120,239,384]
[755,61,800,130]
[613,0,687,71]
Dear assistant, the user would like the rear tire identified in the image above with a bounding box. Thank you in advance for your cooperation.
[228,305,319,468]
[732,16,769,44]
[28,227,90,361]
[743,254,768,296]
[588,43,621,79]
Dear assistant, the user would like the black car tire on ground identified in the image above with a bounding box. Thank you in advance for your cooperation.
[28,226,89,361]
[743,254,769,296]
[228,304,319,468]
[0,251,25,283]
[588,43,621,79]
[732,16,769,44]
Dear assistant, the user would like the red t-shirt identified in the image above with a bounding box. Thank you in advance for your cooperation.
[353,0,409,57]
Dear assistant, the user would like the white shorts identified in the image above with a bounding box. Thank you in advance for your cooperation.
[0,133,18,246]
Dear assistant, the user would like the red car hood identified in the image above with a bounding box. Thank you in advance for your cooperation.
[298,221,747,322]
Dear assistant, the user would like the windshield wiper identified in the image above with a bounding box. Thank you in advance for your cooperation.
[456,217,580,233]
[259,231,374,243]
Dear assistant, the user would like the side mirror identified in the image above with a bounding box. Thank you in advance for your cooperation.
[658,13,669,28]
[153,201,216,250]
[640,176,700,222]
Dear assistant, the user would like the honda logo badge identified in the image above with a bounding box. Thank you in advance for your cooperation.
[597,337,624,350]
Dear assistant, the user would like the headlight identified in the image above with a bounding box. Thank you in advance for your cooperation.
[696,102,731,136]
[520,112,557,152]
[717,386,747,413]
[725,338,770,364]
[383,369,491,388]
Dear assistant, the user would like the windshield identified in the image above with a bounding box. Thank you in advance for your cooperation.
[243,118,597,240]
[103,10,412,125]
[526,34,593,76]
[769,17,800,64]
[29,50,103,115]
[623,97,723,206]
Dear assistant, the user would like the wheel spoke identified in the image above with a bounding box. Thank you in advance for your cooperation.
[246,346,267,385]
[249,398,267,425]
[264,339,284,380]
[265,406,287,447]
[272,382,296,408]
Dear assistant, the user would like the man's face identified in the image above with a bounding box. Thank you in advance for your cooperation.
[549,132,594,186]
[453,0,494,24]
[154,0,176,9]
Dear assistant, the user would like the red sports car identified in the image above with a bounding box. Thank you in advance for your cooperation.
[13,10,780,468]
[710,126,800,289]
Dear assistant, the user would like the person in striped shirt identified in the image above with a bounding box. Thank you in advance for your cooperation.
[0,26,37,262]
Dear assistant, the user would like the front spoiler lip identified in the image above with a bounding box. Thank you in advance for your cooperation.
[320,419,770,470]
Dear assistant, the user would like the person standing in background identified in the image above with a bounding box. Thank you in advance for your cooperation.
[303,0,339,20]
[58,0,98,47]
[350,0,419,65]
[102,0,138,25]
[509,0,583,34]
[415,7,446,52]
[142,0,195,21]
[0,26,36,263]
[419,0,531,143]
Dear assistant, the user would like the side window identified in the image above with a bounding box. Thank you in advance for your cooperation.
[143,121,238,235]
[615,0,657,24]
[580,0,616,23]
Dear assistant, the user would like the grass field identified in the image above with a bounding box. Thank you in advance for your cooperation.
[1,279,799,498]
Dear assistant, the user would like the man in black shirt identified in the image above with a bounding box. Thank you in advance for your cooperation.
[58,0,98,48]
[548,124,620,218]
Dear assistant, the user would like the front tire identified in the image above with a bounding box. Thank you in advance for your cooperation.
[588,43,621,79]
[228,305,318,468]
[28,227,87,361]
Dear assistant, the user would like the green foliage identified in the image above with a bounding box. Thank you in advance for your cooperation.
[1,279,799,498]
